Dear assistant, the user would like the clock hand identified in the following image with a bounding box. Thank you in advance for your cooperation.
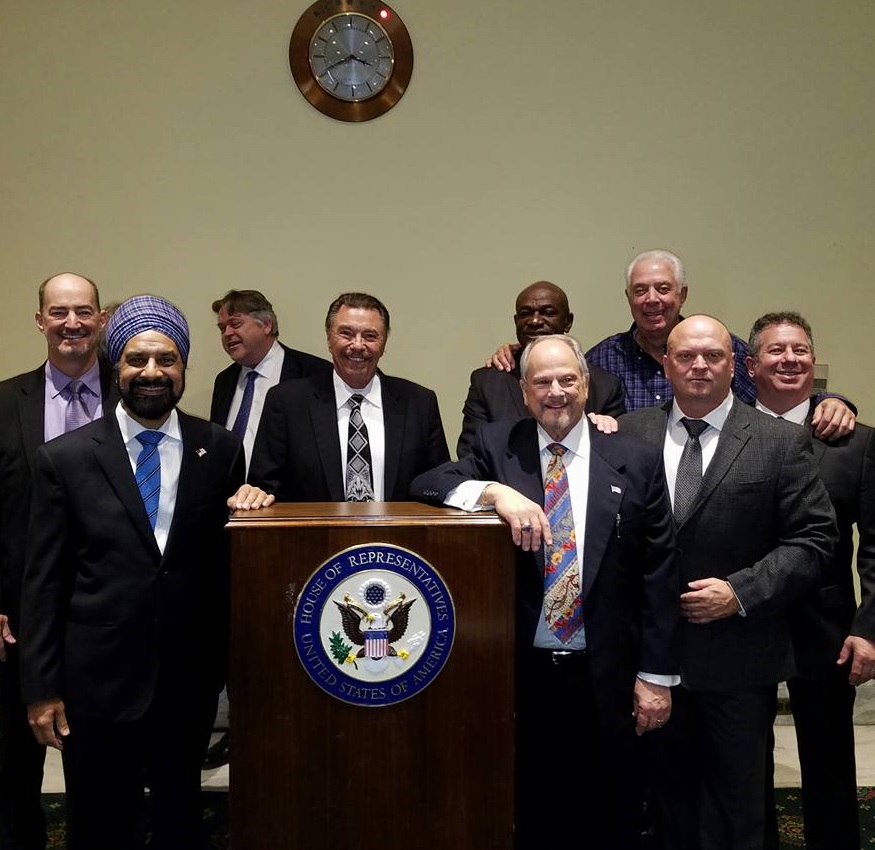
[348,54,374,67]
[322,53,355,72]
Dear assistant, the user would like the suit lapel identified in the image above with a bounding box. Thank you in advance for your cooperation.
[507,367,528,419]
[679,401,751,529]
[582,438,625,601]
[92,416,162,558]
[805,401,828,468]
[18,368,46,475]
[164,413,211,558]
[310,376,345,501]
[381,377,404,500]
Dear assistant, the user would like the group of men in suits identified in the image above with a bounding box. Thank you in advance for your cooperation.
[1,256,872,850]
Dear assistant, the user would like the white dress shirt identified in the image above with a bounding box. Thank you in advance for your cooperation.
[224,340,285,471]
[116,404,182,555]
[755,397,809,425]
[663,392,734,509]
[333,372,385,501]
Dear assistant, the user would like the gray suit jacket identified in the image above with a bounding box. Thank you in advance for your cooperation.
[621,398,836,690]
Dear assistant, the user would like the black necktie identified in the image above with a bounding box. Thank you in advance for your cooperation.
[345,394,374,501]
[674,418,709,524]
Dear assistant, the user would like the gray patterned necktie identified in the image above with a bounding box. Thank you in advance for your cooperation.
[64,380,92,432]
[345,394,374,501]
[674,418,709,524]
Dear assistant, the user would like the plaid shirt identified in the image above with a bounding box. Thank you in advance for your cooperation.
[585,322,756,412]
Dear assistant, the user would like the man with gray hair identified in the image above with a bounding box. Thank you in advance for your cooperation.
[487,249,854,436]
[20,295,267,850]
[412,333,678,849]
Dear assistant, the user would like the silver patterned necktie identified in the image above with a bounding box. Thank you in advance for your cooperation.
[64,380,92,432]
[674,418,709,524]
[345,394,374,501]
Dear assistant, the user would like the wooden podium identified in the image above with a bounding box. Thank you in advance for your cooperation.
[226,502,515,850]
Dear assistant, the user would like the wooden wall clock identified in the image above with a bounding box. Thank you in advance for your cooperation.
[289,0,413,122]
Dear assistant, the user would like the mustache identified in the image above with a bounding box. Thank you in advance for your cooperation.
[129,377,173,390]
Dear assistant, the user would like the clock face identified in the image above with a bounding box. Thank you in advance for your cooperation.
[290,0,413,122]
[309,13,394,102]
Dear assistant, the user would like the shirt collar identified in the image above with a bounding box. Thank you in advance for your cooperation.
[536,415,590,460]
[669,391,734,433]
[755,397,809,425]
[115,404,181,444]
[242,339,283,382]
[333,371,383,412]
[45,359,102,400]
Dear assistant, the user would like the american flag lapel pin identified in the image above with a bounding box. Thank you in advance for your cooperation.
[196,448,207,457]
[611,485,621,494]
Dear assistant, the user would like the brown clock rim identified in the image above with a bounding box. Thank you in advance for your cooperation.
[290,0,413,123]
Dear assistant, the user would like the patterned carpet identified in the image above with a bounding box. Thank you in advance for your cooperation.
[43,788,874,848]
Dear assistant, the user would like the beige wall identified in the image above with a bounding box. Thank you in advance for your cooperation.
[2,0,873,448]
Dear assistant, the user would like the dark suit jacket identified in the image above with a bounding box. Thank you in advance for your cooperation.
[457,362,626,457]
[412,418,678,733]
[19,410,245,722]
[789,404,875,673]
[209,342,331,426]
[0,361,115,631]
[620,399,837,690]
[249,370,450,501]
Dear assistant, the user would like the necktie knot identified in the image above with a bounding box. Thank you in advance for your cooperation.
[136,430,165,448]
[63,379,92,432]
[547,442,567,458]
[349,393,364,410]
[680,418,708,439]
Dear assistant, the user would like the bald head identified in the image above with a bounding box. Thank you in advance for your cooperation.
[513,281,573,348]
[664,315,735,417]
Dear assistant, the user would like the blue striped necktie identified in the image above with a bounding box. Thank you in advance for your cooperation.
[135,431,165,529]
[231,370,258,438]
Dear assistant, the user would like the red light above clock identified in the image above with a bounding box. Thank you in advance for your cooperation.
[379,8,389,19]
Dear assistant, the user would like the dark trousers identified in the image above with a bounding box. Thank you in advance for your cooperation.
[0,645,47,850]
[652,685,777,850]
[62,677,217,850]
[765,666,859,850]
[515,649,645,850]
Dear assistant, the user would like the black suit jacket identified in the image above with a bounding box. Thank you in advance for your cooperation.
[789,404,875,672]
[209,341,331,426]
[249,370,450,501]
[19,410,245,722]
[412,418,678,732]
[620,399,837,690]
[457,362,626,457]
[0,361,115,630]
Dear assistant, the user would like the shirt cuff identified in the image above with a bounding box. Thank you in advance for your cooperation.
[637,672,680,687]
[444,481,498,512]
